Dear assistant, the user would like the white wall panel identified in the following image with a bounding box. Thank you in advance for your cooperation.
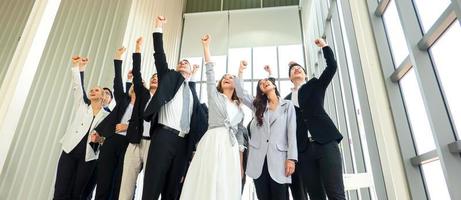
[121,0,185,83]
[0,0,131,199]
[0,0,36,85]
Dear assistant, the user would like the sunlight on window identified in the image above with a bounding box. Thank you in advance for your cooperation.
[413,0,451,33]
[421,160,451,200]
[399,68,436,154]
[430,22,461,138]
[382,0,410,67]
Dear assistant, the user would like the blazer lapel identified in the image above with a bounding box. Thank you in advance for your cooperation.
[270,100,288,127]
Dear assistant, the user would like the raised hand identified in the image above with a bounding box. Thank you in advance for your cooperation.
[135,36,143,53]
[127,69,133,81]
[155,16,167,28]
[201,34,210,46]
[115,47,126,60]
[239,60,247,73]
[191,64,200,75]
[71,56,81,67]
[264,65,272,76]
[78,57,89,72]
[315,38,327,48]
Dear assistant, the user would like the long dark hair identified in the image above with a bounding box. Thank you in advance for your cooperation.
[253,77,280,126]
[216,74,240,105]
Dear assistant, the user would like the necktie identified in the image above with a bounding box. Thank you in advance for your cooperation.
[180,82,191,133]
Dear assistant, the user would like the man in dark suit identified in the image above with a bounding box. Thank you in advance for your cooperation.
[91,47,131,200]
[285,38,345,200]
[142,16,208,200]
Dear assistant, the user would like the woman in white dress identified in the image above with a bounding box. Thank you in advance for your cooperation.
[180,34,247,200]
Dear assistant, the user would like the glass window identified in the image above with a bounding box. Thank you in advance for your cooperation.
[186,57,203,81]
[430,22,461,138]
[211,55,227,79]
[412,0,451,33]
[278,80,293,99]
[228,48,252,79]
[421,160,451,199]
[278,45,304,78]
[399,68,436,154]
[253,46,278,79]
[382,0,410,67]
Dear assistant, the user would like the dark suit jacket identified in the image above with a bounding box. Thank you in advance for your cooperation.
[143,32,208,159]
[293,46,343,146]
[126,53,151,144]
[94,60,131,139]
[284,93,310,152]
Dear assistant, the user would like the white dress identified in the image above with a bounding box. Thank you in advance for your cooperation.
[180,99,243,200]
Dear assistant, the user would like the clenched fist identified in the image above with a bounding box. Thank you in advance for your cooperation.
[315,38,327,48]
[155,16,167,28]
[201,34,210,46]
[115,47,126,60]
[135,37,143,53]
[71,56,81,67]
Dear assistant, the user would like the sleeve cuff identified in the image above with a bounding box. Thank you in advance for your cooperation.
[154,27,163,33]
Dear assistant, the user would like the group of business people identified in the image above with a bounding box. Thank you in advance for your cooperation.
[53,15,346,200]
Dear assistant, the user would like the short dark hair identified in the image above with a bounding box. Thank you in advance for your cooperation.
[288,62,306,78]
[103,87,113,99]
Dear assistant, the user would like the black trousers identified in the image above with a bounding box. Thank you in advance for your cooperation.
[54,136,97,200]
[95,134,128,200]
[290,150,309,200]
[253,159,289,200]
[303,141,346,200]
[142,127,187,200]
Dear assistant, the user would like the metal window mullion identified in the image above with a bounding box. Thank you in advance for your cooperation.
[390,56,412,82]
[410,150,439,166]
[374,0,390,17]
[450,0,461,25]
[339,0,389,198]
[366,0,428,199]
[394,0,461,199]
[418,5,456,50]
[330,5,371,199]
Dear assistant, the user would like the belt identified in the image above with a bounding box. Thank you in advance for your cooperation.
[158,124,184,138]
[142,136,151,140]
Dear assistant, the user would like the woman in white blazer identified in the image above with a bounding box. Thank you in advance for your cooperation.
[234,66,297,200]
[53,56,110,200]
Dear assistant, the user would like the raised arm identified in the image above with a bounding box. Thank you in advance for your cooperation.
[71,56,85,109]
[79,57,91,105]
[132,37,145,95]
[233,76,255,111]
[125,70,133,96]
[153,16,169,78]
[316,38,337,88]
[113,47,127,103]
[201,34,221,103]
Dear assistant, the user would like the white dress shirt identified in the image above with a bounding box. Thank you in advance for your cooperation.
[291,81,312,138]
[143,93,154,137]
[158,82,193,137]
[116,104,134,136]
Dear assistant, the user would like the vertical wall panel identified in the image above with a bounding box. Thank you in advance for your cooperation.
[120,0,185,87]
[0,0,36,85]
[0,0,132,199]
[224,0,260,10]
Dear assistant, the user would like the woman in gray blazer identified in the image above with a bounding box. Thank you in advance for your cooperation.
[180,34,247,200]
[234,66,297,200]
